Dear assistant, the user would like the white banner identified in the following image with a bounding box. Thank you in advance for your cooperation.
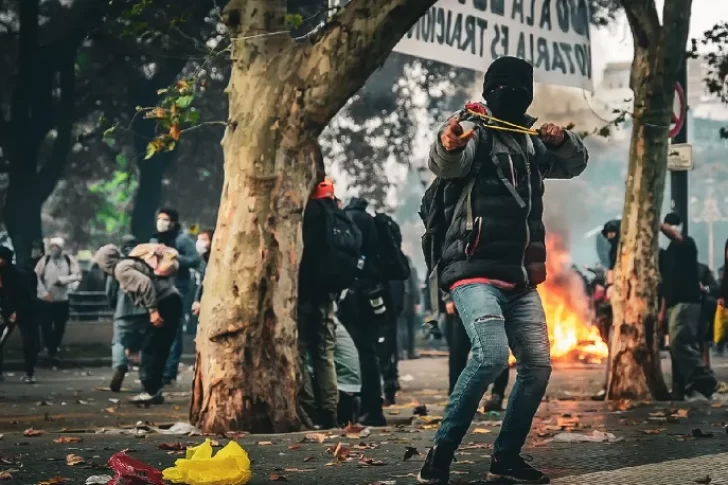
[331,0,593,91]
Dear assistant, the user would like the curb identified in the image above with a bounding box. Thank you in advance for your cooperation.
[1,355,197,372]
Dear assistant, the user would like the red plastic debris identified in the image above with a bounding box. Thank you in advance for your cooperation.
[108,452,164,485]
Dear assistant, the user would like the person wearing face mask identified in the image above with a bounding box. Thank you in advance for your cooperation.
[417,56,589,485]
[34,237,82,367]
[191,229,214,318]
[150,208,200,386]
[660,212,718,401]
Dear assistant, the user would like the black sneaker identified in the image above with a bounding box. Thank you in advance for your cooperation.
[483,393,504,412]
[358,412,387,427]
[487,453,550,484]
[591,388,607,401]
[109,365,127,393]
[417,444,455,484]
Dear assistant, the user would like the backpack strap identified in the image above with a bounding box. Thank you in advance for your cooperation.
[462,131,491,231]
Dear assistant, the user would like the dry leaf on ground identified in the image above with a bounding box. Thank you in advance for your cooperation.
[54,436,82,444]
[23,428,44,437]
[359,457,386,467]
[403,447,420,461]
[65,454,85,466]
[283,468,315,472]
[673,409,690,418]
[638,429,664,435]
[694,475,711,484]
[38,476,67,485]
[473,428,491,434]
[344,424,367,435]
[159,442,186,451]
[0,471,12,481]
[303,433,327,444]
[269,474,287,482]
[257,441,273,446]
[288,445,301,451]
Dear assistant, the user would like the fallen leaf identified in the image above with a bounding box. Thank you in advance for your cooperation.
[403,447,420,461]
[283,468,315,472]
[23,428,44,437]
[0,471,12,480]
[359,456,386,466]
[104,407,116,414]
[65,454,85,466]
[473,428,491,434]
[303,456,314,462]
[269,474,287,482]
[388,410,401,415]
[694,475,711,484]
[54,436,82,444]
[358,428,372,439]
[288,445,301,451]
[159,442,186,451]
[638,429,664,435]
[303,433,327,444]
[674,409,690,418]
[330,442,351,463]
[38,477,68,485]
[258,441,273,446]
[692,429,714,438]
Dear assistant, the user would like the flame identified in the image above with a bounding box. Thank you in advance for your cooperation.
[537,233,608,363]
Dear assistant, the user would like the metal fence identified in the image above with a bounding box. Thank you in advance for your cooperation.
[69,291,113,323]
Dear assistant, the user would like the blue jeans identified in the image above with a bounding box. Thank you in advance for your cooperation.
[111,315,149,371]
[435,283,552,455]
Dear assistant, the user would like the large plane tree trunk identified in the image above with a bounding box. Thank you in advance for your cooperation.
[607,0,693,400]
[189,0,438,433]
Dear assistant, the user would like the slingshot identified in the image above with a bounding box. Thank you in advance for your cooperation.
[459,109,538,139]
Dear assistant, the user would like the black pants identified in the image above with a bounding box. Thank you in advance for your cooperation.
[339,286,384,417]
[378,312,399,400]
[139,294,181,395]
[443,311,508,397]
[398,312,417,358]
[38,300,69,356]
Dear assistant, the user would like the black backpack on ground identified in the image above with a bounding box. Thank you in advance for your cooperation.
[318,204,363,292]
[373,213,410,281]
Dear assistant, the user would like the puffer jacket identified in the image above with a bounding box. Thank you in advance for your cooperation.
[429,104,589,289]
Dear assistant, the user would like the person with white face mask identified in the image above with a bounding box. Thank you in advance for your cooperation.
[191,229,213,318]
[34,237,82,366]
[150,208,200,386]
[660,212,718,401]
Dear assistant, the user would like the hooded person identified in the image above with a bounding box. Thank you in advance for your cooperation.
[151,208,199,386]
[0,246,19,379]
[94,244,182,405]
[105,235,153,392]
[34,236,82,365]
[418,56,589,485]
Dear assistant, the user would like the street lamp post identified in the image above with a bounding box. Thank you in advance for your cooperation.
[692,181,728,270]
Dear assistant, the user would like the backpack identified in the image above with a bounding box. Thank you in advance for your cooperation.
[127,243,179,277]
[373,213,410,281]
[317,203,363,292]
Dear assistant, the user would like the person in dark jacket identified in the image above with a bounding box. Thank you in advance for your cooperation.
[191,229,214,319]
[717,242,728,356]
[399,256,422,360]
[661,213,717,401]
[0,246,20,380]
[698,263,719,368]
[339,196,388,427]
[151,208,200,386]
[106,235,149,392]
[15,243,43,383]
[418,56,589,485]
[297,178,340,430]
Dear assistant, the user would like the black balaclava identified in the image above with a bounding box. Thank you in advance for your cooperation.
[482,56,534,124]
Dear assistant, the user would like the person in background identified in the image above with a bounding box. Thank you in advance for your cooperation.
[191,229,214,319]
[297,178,341,429]
[399,256,421,360]
[698,262,719,369]
[0,246,20,381]
[151,208,200,386]
[340,196,387,427]
[661,213,718,401]
[95,244,182,405]
[14,242,43,383]
[106,235,149,392]
[717,242,728,356]
[35,237,82,367]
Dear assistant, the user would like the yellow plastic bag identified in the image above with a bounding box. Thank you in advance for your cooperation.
[714,305,728,344]
[163,438,252,485]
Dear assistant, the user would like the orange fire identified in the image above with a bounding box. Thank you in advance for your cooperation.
[537,233,609,363]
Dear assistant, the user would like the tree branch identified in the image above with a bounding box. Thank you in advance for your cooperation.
[620,0,661,48]
[36,52,76,202]
[298,0,438,131]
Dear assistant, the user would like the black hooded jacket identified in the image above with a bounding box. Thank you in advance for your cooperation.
[344,198,381,284]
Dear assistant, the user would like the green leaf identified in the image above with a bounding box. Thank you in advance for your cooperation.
[145,142,158,160]
[175,95,194,108]
[285,13,304,29]
[157,88,169,95]
[184,110,201,125]
[165,141,177,152]
[103,126,116,138]
[115,153,129,168]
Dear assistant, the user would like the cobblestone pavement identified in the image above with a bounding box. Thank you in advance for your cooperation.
[1,357,728,484]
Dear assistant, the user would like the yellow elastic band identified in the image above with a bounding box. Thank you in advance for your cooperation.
[466,109,539,135]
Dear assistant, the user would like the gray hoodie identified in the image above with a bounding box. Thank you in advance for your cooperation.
[94,245,178,312]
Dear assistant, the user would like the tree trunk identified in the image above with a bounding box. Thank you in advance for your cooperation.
[4,181,42,267]
[190,0,438,433]
[607,0,693,400]
[130,152,173,241]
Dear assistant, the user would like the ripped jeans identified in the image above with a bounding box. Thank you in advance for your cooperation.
[434,283,552,456]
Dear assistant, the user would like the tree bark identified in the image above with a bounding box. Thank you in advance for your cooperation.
[607,0,693,400]
[191,0,437,433]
